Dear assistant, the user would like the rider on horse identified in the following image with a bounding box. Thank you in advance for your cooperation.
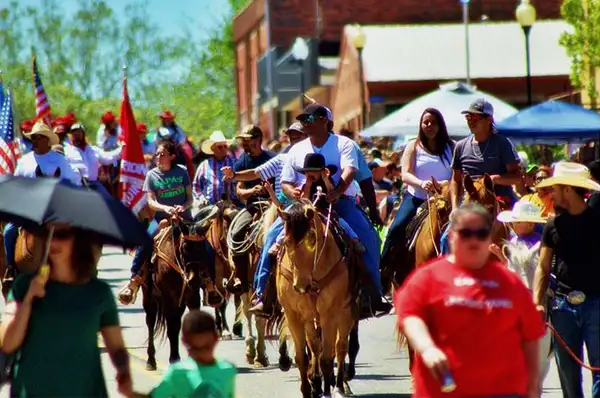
[3,122,81,280]
[119,140,220,305]
[439,98,521,254]
[281,104,391,315]
[63,123,122,198]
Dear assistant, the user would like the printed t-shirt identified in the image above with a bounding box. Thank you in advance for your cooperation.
[143,165,192,221]
[452,134,520,201]
[394,257,544,398]
[542,206,600,295]
[282,134,359,197]
[233,151,274,208]
[15,150,82,186]
[9,274,119,398]
[151,357,236,398]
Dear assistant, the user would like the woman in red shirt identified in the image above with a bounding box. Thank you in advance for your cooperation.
[394,204,545,398]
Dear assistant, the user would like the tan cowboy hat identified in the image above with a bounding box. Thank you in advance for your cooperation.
[536,161,600,191]
[25,121,59,146]
[201,131,232,155]
[497,199,547,224]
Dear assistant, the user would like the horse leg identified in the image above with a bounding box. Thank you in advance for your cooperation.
[345,321,359,381]
[319,319,336,397]
[241,293,256,364]
[305,323,322,398]
[287,312,311,398]
[232,294,243,338]
[278,337,293,372]
[166,305,185,363]
[254,316,269,367]
[219,298,233,341]
[335,316,355,397]
[144,295,158,371]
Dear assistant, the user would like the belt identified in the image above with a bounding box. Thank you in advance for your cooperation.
[554,285,587,305]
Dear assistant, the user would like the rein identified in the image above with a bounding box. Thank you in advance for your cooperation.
[546,322,600,371]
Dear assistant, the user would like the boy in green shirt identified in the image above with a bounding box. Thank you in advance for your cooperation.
[136,310,237,398]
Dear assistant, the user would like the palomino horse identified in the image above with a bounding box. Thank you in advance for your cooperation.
[502,241,553,384]
[143,211,219,370]
[226,203,271,368]
[270,199,359,398]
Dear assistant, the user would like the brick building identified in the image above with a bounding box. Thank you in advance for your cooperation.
[233,0,563,139]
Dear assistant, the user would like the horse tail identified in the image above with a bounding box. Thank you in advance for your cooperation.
[395,327,408,352]
[266,307,286,346]
[153,299,169,343]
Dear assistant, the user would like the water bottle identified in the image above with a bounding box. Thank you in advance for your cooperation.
[440,371,456,393]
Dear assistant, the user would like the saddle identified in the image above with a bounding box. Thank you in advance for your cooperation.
[405,194,450,252]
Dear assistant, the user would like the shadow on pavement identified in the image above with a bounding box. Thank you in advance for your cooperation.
[98,267,125,272]
[102,277,129,284]
[119,307,145,314]
[352,374,410,382]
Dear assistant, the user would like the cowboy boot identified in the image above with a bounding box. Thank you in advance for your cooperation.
[118,275,143,305]
[203,278,224,308]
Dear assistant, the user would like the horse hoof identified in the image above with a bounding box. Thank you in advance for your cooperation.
[332,387,346,398]
[233,322,243,337]
[221,331,232,341]
[246,355,255,365]
[254,356,269,368]
[344,365,356,381]
[278,355,292,372]
[169,357,180,364]
[146,361,157,371]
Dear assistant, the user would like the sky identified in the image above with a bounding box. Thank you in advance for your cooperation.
[17,0,231,41]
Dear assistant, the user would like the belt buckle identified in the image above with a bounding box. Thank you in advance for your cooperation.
[567,290,586,305]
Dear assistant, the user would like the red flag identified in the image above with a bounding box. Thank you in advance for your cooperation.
[119,77,147,215]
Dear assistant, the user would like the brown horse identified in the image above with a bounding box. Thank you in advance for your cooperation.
[142,213,218,370]
[270,200,359,398]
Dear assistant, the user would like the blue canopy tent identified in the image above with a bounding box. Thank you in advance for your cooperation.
[496,100,600,144]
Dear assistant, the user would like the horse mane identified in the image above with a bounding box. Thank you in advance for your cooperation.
[282,199,315,243]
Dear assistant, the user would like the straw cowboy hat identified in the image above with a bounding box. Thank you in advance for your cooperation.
[497,199,547,224]
[201,130,232,155]
[535,161,600,191]
[25,121,59,146]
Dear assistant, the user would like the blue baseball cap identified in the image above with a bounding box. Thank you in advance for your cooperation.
[461,98,494,117]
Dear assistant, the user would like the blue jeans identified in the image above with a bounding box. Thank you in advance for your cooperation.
[551,295,600,398]
[3,222,18,269]
[381,192,424,260]
[254,217,284,297]
[335,197,382,294]
[440,224,451,254]
[131,219,216,279]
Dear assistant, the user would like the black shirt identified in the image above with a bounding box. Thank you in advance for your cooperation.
[233,151,275,209]
[542,206,600,295]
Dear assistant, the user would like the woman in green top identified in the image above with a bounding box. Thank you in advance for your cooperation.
[0,225,132,397]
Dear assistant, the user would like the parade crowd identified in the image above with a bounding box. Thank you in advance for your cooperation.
[0,98,599,398]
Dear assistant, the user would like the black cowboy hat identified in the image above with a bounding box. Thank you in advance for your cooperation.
[296,153,338,175]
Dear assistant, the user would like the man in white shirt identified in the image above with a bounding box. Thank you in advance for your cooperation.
[64,123,122,198]
[4,121,82,278]
[281,104,391,315]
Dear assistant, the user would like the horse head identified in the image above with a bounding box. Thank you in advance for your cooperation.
[278,199,323,294]
[463,174,497,215]
[502,241,538,289]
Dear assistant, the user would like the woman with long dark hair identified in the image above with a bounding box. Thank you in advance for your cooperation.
[1,227,132,397]
[381,108,455,266]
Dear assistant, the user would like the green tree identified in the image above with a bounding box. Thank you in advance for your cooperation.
[559,0,600,109]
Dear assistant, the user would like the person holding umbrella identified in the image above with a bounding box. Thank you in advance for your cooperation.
[3,122,81,283]
[0,176,150,397]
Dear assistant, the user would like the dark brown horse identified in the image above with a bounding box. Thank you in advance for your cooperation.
[142,213,217,370]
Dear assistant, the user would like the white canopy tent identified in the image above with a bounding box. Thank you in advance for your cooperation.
[360,81,518,138]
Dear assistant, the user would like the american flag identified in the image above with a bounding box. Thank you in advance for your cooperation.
[32,56,51,125]
[0,90,17,175]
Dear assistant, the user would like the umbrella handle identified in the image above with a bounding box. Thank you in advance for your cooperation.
[40,227,54,267]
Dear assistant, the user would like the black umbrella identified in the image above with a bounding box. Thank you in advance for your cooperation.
[0,176,151,248]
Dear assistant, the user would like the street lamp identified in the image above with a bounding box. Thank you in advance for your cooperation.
[460,0,471,85]
[292,37,309,109]
[516,0,536,106]
[350,24,367,128]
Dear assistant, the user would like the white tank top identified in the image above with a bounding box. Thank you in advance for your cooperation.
[406,143,453,199]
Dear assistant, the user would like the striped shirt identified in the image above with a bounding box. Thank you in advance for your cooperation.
[193,155,236,204]
[256,153,285,196]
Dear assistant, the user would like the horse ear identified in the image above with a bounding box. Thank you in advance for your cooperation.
[303,205,314,220]
[463,174,476,195]
[483,173,494,192]
[431,177,442,194]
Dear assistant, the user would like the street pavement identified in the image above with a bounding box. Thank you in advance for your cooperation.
[0,246,594,397]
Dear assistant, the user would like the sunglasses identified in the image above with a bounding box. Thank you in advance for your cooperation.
[299,114,325,125]
[213,144,228,150]
[456,228,491,240]
[53,229,74,240]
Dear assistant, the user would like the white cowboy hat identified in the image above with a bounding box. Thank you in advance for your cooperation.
[497,199,547,224]
[536,161,600,191]
[201,131,232,155]
[25,121,59,146]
